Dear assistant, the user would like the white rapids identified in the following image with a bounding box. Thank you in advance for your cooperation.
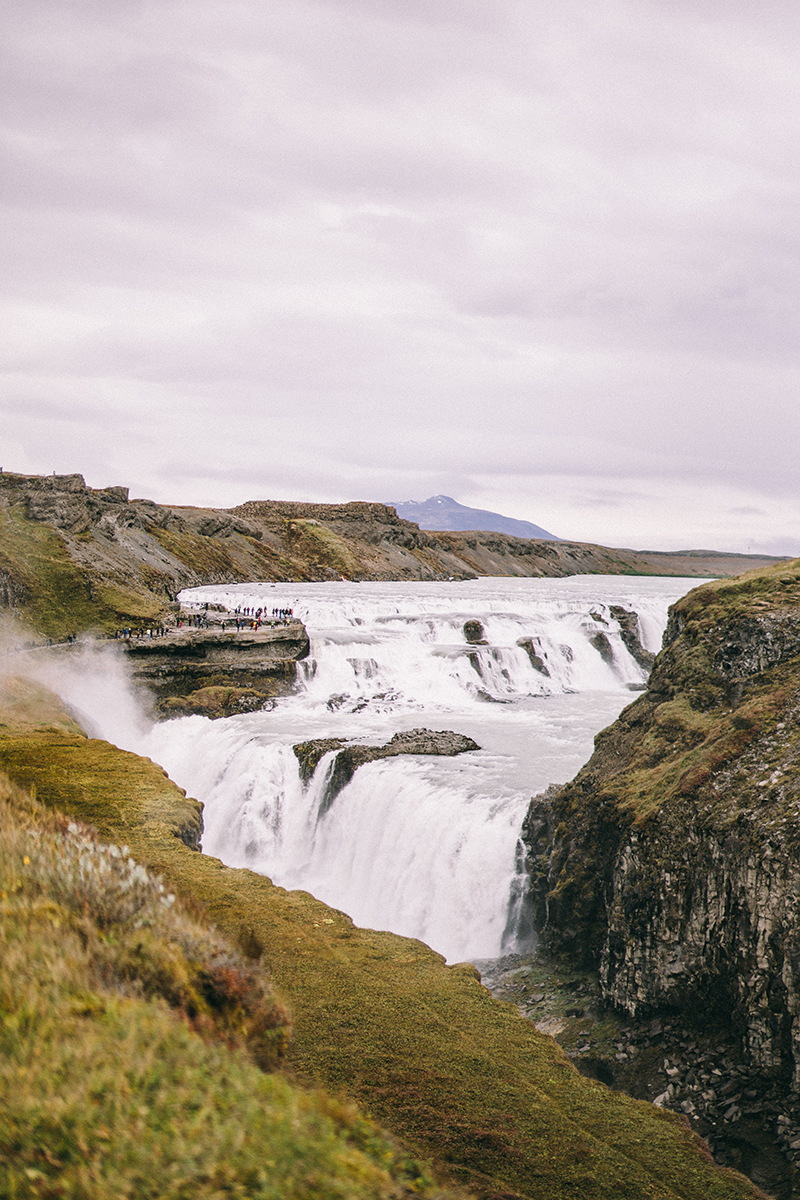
[138,575,700,962]
[38,575,702,963]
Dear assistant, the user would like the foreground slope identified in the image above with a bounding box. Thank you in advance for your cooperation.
[0,675,765,1200]
[0,755,454,1200]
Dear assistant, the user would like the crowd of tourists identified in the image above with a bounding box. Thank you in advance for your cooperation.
[165,602,298,634]
[175,614,207,629]
[233,605,295,622]
[7,604,300,656]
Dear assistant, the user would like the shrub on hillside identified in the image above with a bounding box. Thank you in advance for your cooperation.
[0,779,291,1067]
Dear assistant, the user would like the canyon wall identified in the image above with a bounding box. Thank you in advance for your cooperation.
[525,559,800,1090]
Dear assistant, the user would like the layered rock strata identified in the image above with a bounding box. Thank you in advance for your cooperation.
[120,623,310,717]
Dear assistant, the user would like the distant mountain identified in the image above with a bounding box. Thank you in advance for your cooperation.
[387,495,560,540]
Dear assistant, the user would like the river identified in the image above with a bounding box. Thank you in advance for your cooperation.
[71,573,693,964]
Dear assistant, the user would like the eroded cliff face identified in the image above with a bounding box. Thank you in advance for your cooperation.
[121,622,310,717]
[525,559,800,1091]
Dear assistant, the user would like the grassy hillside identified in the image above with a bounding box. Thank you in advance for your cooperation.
[0,675,767,1200]
[0,764,457,1200]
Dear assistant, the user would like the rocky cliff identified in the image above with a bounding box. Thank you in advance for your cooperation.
[524,559,800,1172]
[0,471,783,641]
[121,622,310,717]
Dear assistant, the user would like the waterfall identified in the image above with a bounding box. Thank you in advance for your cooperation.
[134,576,697,962]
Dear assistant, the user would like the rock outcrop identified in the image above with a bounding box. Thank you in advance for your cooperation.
[517,636,551,676]
[121,623,310,717]
[293,728,480,812]
[609,604,656,671]
[524,560,800,1093]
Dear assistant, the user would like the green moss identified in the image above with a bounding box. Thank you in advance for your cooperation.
[0,776,444,1199]
[149,526,244,578]
[94,582,164,624]
[285,520,362,578]
[0,505,167,637]
[0,506,102,637]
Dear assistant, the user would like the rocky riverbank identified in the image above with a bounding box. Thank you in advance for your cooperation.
[478,950,796,1198]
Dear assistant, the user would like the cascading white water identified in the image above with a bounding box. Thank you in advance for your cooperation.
[132,575,700,963]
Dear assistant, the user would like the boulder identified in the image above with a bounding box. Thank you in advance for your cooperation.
[590,630,614,665]
[293,728,480,813]
[517,637,551,676]
[463,619,487,644]
[609,605,656,671]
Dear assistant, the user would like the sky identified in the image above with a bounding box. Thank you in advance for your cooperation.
[2,0,800,554]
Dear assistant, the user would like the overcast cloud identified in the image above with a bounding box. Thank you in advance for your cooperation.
[2,0,799,553]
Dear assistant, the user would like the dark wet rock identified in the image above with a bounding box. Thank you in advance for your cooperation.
[294,728,480,813]
[517,637,551,676]
[467,651,482,676]
[293,737,347,785]
[590,630,614,665]
[463,619,487,644]
[159,686,269,720]
[609,605,656,671]
[519,784,561,934]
